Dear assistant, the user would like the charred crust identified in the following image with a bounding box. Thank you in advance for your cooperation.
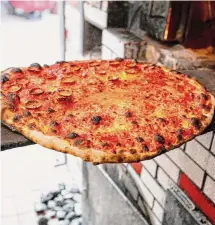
[142,144,149,152]
[48,108,55,113]
[43,64,49,68]
[117,156,124,162]
[1,74,9,83]
[102,142,109,147]
[91,116,102,125]
[51,121,59,126]
[136,137,144,143]
[11,68,22,73]
[116,142,121,147]
[201,93,208,100]
[157,146,166,154]
[115,57,124,62]
[29,63,42,69]
[125,111,132,117]
[66,132,79,139]
[56,61,67,64]
[13,115,22,122]
[129,149,137,154]
[24,111,31,117]
[191,118,202,130]
[154,134,165,144]
[202,104,211,111]
[176,129,183,141]
[74,139,83,146]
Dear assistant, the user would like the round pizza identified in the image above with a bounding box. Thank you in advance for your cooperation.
[1,59,214,164]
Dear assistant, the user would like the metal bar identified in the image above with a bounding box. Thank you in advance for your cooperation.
[59,1,65,61]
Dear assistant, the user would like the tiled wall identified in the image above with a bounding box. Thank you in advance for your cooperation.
[101,28,215,225]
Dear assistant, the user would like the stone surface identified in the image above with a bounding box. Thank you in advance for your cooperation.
[35,203,47,214]
[74,203,82,216]
[69,218,82,225]
[59,219,70,225]
[56,210,67,220]
[47,200,56,209]
[65,211,76,220]
[46,210,56,219]
[63,202,75,212]
[38,217,49,225]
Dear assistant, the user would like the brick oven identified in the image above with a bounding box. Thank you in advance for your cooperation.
[79,1,215,225]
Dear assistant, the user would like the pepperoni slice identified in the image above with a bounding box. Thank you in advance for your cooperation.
[25,100,41,109]
[61,77,76,84]
[8,85,22,93]
[125,69,136,74]
[109,61,120,66]
[30,88,44,96]
[126,62,136,68]
[58,89,72,97]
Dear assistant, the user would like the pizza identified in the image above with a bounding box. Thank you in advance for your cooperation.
[1,59,214,164]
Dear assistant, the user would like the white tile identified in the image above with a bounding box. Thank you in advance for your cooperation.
[13,194,34,214]
[203,176,215,204]
[206,154,215,180]
[146,204,162,225]
[152,200,164,222]
[154,153,179,183]
[127,165,154,207]
[157,167,174,190]
[211,135,215,154]
[1,215,20,225]
[141,159,157,177]
[19,212,37,225]
[102,45,112,60]
[1,198,17,217]
[186,140,210,169]
[140,167,166,206]
[167,149,204,188]
[195,132,213,149]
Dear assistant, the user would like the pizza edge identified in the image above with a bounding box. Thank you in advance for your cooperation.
[1,63,215,164]
[2,96,214,164]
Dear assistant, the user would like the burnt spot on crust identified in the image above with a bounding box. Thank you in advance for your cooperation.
[154,134,165,144]
[116,142,121,147]
[48,108,55,113]
[74,139,83,146]
[91,116,102,125]
[11,68,22,73]
[129,149,137,154]
[115,57,124,62]
[13,115,22,122]
[102,142,110,147]
[142,144,149,152]
[176,129,183,141]
[29,63,42,69]
[24,111,31,117]
[136,137,144,143]
[66,132,79,139]
[50,121,59,126]
[191,118,202,130]
[117,156,124,163]
[157,146,166,154]
[7,93,20,110]
[44,64,49,68]
[125,111,132,117]
[202,104,211,112]
[201,93,209,101]
[56,61,67,64]
[1,74,9,83]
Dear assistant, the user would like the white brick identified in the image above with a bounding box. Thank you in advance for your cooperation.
[140,167,166,206]
[195,132,213,149]
[203,176,215,204]
[167,149,204,188]
[211,135,215,154]
[146,205,162,225]
[186,140,210,170]
[152,200,164,222]
[127,165,154,207]
[102,28,142,58]
[102,45,112,60]
[206,154,215,180]
[154,153,179,182]
[141,159,157,177]
[157,167,174,190]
